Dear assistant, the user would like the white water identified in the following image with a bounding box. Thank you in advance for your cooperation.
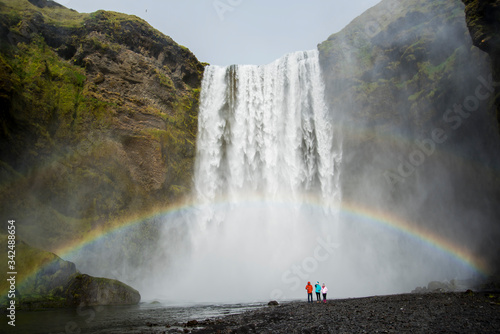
[195,49,342,220]
[146,50,344,303]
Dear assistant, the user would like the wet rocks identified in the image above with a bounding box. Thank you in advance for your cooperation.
[185,319,199,327]
[411,278,492,294]
[412,280,457,293]
[190,292,500,333]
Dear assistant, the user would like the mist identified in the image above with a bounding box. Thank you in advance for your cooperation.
[66,0,500,305]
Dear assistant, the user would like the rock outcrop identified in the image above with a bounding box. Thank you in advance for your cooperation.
[0,235,140,309]
[63,274,140,307]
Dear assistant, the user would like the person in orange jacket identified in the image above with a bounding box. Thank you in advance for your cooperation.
[305,281,313,303]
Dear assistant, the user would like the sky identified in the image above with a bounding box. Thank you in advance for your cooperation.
[56,0,381,66]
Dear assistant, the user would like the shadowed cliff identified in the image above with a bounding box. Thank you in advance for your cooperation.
[462,0,500,130]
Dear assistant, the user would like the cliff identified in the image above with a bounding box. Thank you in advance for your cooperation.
[0,0,204,252]
[319,0,500,274]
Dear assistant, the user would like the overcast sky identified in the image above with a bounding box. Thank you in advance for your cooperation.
[56,0,381,66]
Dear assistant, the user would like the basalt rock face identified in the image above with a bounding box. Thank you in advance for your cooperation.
[0,0,204,252]
[319,0,500,274]
[462,0,500,129]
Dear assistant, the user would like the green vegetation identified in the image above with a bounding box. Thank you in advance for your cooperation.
[4,35,112,144]
[88,10,172,43]
[0,0,88,29]
[154,68,174,88]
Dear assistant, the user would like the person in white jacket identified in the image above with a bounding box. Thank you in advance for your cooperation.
[321,283,328,303]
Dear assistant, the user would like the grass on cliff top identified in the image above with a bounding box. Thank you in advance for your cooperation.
[88,9,176,45]
[0,0,88,28]
[0,0,177,46]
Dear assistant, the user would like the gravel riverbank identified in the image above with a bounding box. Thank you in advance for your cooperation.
[185,291,499,333]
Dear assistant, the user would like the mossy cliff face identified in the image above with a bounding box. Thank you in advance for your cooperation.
[462,0,500,128]
[319,0,500,271]
[0,0,204,252]
[319,0,493,136]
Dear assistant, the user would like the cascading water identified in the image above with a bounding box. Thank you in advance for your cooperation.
[148,50,344,303]
[195,49,342,221]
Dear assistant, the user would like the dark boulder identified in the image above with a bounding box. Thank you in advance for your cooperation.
[63,274,141,306]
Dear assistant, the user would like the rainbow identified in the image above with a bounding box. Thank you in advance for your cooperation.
[339,200,490,277]
[10,196,490,296]
[57,196,493,277]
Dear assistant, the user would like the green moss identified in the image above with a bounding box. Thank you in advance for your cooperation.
[87,10,173,45]
[4,34,115,150]
[1,0,88,28]
[408,90,423,102]
[140,128,168,143]
[357,80,383,96]
[154,68,174,88]
[421,49,459,80]
[85,34,122,53]
[357,40,375,68]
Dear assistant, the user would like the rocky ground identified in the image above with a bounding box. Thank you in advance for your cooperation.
[176,291,500,334]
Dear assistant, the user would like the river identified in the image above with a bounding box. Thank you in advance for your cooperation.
[3,301,265,334]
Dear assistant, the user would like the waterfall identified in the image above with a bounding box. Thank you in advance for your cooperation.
[195,49,342,222]
[149,50,343,303]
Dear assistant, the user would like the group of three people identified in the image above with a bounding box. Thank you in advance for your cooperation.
[305,281,328,303]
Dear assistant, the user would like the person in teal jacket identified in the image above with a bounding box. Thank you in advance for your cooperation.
[314,281,321,302]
